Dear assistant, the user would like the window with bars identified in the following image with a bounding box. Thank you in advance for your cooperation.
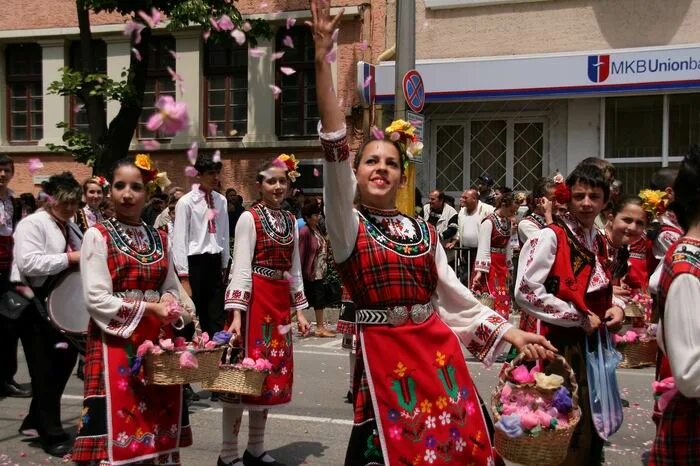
[137,36,176,140]
[6,43,43,143]
[604,93,699,193]
[204,42,248,139]
[275,26,318,138]
[69,40,107,132]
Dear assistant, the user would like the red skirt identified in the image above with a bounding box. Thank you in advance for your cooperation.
[346,312,494,465]
[486,251,510,319]
[649,393,700,465]
[240,274,294,406]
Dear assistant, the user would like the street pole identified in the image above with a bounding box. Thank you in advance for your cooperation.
[394,0,417,216]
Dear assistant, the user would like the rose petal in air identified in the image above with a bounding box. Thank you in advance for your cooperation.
[363,76,372,88]
[184,166,198,177]
[212,150,221,163]
[73,103,84,113]
[280,66,296,76]
[217,14,234,31]
[208,123,218,137]
[269,85,282,98]
[324,48,337,64]
[187,142,198,165]
[271,51,285,61]
[143,139,161,151]
[282,35,294,48]
[241,21,252,32]
[249,47,266,58]
[123,21,145,44]
[332,28,339,42]
[131,48,142,62]
[27,158,44,175]
[313,168,320,177]
[203,30,211,41]
[286,17,296,29]
[231,29,246,46]
[370,126,384,141]
[54,342,69,350]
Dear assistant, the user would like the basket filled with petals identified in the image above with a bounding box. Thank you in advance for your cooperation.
[491,354,581,466]
[614,327,658,369]
[201,332,270,396]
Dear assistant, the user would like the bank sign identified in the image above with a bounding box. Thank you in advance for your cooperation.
[368,44,700,103]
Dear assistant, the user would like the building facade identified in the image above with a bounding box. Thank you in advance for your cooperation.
[0,0,387,200]
[368,0,700,198]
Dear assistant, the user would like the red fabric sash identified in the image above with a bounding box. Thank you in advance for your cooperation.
[486,251,510,319]
[241,274,294,406]
[361,313,493,465]
[104,314,183,465]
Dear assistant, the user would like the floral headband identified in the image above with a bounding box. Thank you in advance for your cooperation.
[638,189,667,219]
[373,119,424,171]
[134,153,171,193]
[551,172,571,204]
[269,153,301,182]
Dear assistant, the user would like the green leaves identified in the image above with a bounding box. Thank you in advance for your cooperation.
[48,66,130,103]
[46,122,99,166]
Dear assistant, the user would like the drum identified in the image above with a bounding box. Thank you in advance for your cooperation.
[46,270,89,353]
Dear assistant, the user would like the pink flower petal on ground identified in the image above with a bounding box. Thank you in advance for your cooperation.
[282,35,294,48]
[187,142,198,165]
[313,168,320,177]
[123,21,145,44]
[324,48,337,63]
[249,47,266,58]
[271,51,285,61]
[184,166,198,177]
[241,21,252,32]
[357,40,369,51]
[332,28,340,42]
[179,351,199,369]
[269,85,282,98]
[217,14,234,31]
[286,17,296,29]
[54,342,69,350]
[231,29,246,45]
[131,48,142,62]
[143,139,160,151]
[27,158,43,175]
[363,76,372,88]
[280,66,296,76]
[370,126,384,141]
[208,123,218,137]
[209,17,220,31]
[212,150,221,163]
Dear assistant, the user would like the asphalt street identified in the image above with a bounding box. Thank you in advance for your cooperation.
[0,328,656,465]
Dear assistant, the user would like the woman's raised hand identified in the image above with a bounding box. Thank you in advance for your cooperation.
[308,0,344,62]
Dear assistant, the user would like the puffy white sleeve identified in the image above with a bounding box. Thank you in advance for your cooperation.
[217,194,230,268]
[289,224,309,312]
[518,220,541,245]
[224,211,255,311]
[474,219,493,273]
[433,241,512,366]
[320,123,359,264]
[663,274,700,397]
[514,229,585,327]
[81,228,146,339]
[173,198,190,277]
[654,230,681,260]
[13,217,69,278]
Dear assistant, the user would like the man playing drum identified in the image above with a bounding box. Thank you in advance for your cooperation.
[11,172,83,457]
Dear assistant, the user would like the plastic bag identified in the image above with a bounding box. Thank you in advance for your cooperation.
[585,327,624,440]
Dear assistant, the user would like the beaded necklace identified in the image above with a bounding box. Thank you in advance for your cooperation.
[104,217,163,264]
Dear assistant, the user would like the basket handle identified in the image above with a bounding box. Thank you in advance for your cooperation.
[491,352,579,422]
[223,334,243,365]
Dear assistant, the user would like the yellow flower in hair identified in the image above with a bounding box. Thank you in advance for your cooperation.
[639,189,667,218]
[385,119,416,137]
[134,153,153,172]
[275,153,301,182]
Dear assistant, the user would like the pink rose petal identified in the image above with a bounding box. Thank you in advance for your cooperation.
[73,103,84,113]
[27,158,43,175]
[363,76,372,88]
[203,30,211,41]
[280,66,296,76]
[217,14,234,31]
[169,49,180,60]
[187,142,198,165]
[231,29,246,46]
[282,35,294,48]
[123,21,145,44]
[174,336,187,350]
[131,47,142,62]
[331,28,339,42]
[137,8,162,29]
[212,150,221,163]
[271,51,285,61]
[269,85,282,98]
[167,66,183,82]
[184,166,198,177]
[249,47,266,58]
[208,123,218,137]
[54,342,69,350]
[286,17,296,29]
[241,21,252,32]
[179,351,199,369]
[358,40,369,51]
[313,168,320,177]
[324,48,337,63]
[143,139,160,151]
[209,17,220,31]
[370,126,384,141]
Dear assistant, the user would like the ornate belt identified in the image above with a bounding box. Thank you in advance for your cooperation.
[114,289,161,302]
[356,303,434,326]
[490,247,506,254]
[252,265,285,280]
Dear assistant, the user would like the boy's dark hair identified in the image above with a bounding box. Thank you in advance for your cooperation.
[670,145,700,231]
[301,202,321,220]
[566,163,611,202]
[0,154,14,173]
[194,154,223,174]
[44,172,82,203]
[650,168,679,191]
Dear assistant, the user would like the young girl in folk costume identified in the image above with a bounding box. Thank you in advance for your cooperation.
[472,189,519,319]
[310,3,555,465]
[72,156,192,465]
[515,164,625,466]
[649,148,700,465]
[75,176,108,233]
[219,155,311,466]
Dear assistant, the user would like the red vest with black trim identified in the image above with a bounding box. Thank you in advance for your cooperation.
[658,238,700,330]
[626,237,654,289]
[249,203,295,271]
[543,222,612,332]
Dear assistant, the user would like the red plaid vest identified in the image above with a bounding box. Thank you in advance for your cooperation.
[337,209,438,309]
[250,203,295,271]
[484,213,510,249]
[626,237,653,289]
[95,220,169,293]
[658,238,700,325]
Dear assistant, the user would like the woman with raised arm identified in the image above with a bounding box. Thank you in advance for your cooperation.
[309,2,555,465]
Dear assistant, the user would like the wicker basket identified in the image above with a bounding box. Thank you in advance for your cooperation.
[201,342,267,396]
[143,316,225,385]
[624,302,645,318]
[491,354,581,466]
[477,292,495,308]
[618,339,658,369]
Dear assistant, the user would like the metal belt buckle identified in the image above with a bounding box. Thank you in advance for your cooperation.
[410,304,432,324]
[387,306,409,326]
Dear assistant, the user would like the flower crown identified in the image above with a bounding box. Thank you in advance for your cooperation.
[638,189,667,219]
[95,176,110,189]
[382,119,424,170]
[271,153,300,182]
[551,172,571,204]
[134,153,171,193]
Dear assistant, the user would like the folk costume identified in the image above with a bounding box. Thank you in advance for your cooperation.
[475,212,513,319]
[72,219,191,465]
[76,205,104,234]
[623,237,654,322]
[515,212,613,466]
[321,124,512,466]
[515,213,548,333]
[649,237,700,465]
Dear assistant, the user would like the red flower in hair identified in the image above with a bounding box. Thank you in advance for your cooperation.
[554,183,571,204]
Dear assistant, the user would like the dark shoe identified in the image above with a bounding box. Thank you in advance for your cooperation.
[218,456,243,466]
[345,390,353,404]
[2,379,31,398]
[210,392,220,402]
[243,450,285,466]
[44,438,73,457]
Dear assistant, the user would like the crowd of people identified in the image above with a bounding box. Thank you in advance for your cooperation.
[1,2,699,465]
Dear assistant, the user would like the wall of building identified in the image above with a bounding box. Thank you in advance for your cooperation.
[385,0,700,59]
[566,98,601,172]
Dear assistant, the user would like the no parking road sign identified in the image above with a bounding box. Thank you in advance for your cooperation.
[402,70,425,113]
